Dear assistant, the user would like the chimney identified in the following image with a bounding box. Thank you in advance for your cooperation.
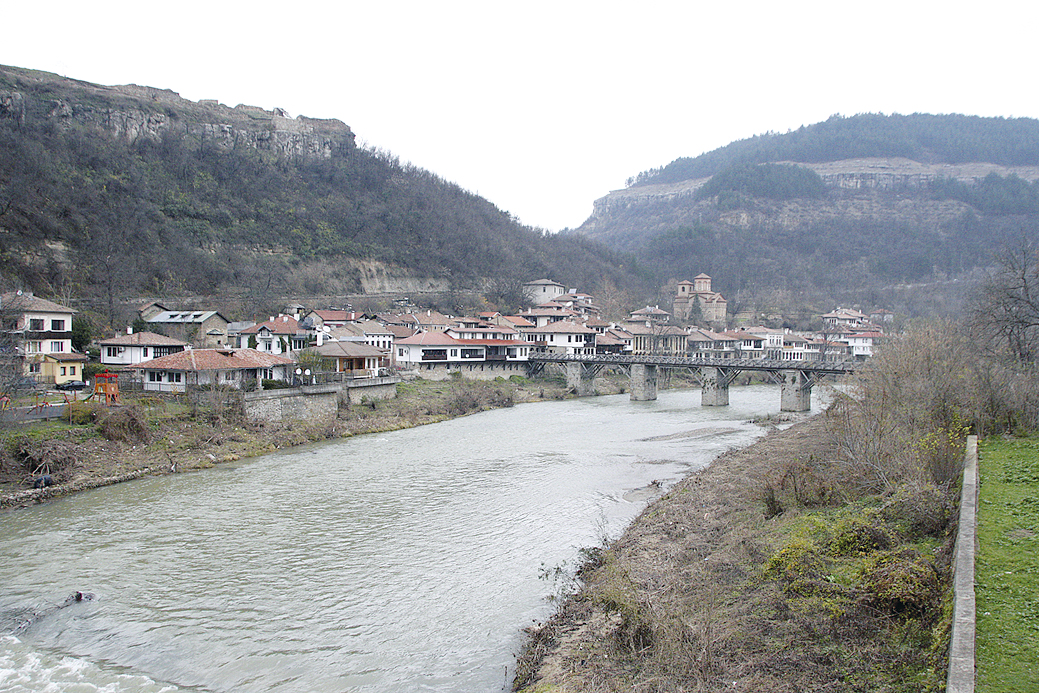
[316,331,323,346]
[127,325,133,334]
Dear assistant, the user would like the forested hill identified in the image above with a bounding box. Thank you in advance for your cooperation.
[576,113,1039,318]
[0,65,640,325]
[630,113,1039,187]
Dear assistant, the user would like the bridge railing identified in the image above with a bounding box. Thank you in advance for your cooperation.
[527,352,859,374]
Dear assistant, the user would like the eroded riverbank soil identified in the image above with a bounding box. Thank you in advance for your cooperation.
[514,413,952,692]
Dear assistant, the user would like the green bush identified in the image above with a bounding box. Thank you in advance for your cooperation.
[858,549,941,617]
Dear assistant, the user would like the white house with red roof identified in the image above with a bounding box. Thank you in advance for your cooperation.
[137,348,294,392]
[445,325,530,361]
[524,320,597,355]
[240,315,310,355]
[100,330,189,367]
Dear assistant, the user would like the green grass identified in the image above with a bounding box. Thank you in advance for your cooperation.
[976,436,1039,692]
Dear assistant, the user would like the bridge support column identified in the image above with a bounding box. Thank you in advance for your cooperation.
[565,361,596,397]
[781,370,812,412]
[629,363,657,401]
[701,367,730,406]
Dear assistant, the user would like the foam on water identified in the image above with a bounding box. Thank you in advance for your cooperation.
[0,635,180,693]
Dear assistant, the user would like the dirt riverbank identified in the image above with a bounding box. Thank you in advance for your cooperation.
[514,412,954,692]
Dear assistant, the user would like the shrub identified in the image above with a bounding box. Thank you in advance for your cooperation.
[828,513,892,556]
[858,549,941,617]
[68,401,105,425]
[97,405,151,443]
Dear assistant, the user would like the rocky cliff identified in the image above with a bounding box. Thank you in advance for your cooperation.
[0,64,355,159]
[582,157,1039,241]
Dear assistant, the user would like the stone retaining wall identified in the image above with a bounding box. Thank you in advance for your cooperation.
[403,361,529,382]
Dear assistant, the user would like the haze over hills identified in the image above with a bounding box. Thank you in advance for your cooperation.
[575,113,1039,318]
[0,65,643,326]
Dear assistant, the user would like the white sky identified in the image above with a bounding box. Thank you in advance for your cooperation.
[4,1,1038,231]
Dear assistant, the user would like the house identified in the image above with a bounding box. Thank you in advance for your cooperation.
[381,310,455,333]
[143,308,231,347]
[137,348,295,393]
[834,330,885,360]
[515,306,581,328]
[305,309,364,330]
[821,308,870,327]
[328,320,395,352]
[595,327,632,355]
[1,291,87,386]
[740,326,786,359]
[239,315,311,355]
[313,341,386,378]
[626,322,688,355]
[627,306,672,325]
[100,330,189,367]
[717,330,766,359]
[444,325,530,361]
[522,279,567,303]
[672,274,728,324]
[395,331,469,365]
[524,320,597,355]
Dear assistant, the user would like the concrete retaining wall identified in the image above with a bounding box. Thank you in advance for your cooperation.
[948,435,978,693]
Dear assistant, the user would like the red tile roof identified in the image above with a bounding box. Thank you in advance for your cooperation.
[138,348,294,371]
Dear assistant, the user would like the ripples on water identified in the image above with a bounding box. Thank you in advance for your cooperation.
[0,385,823,692]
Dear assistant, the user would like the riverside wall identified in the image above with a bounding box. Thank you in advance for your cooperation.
[402,361,529,382]
[242,376,400,424]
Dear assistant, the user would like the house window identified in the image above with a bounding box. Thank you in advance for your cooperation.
[27,341,41,353]
[398,348,405,357]
[70,366,76,376]
[450,349,458,357]
[172,373,182,383]
[143,348,149,357]
[148,372,158,382]
[60,367,67,376]
[29,318,44,331]
[50,341,64,352]
[51,319,65,331]
[28,363,40,373]
[106,347,118,358]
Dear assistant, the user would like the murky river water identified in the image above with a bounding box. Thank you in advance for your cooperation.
[0,385,824,692]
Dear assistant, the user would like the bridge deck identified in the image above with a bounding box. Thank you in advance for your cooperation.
[527,352,858,375]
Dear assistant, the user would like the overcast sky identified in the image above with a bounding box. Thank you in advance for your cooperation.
[4,1,1038,231]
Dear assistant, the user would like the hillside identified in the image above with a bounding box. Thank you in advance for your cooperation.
[576,114,1039,318]
[0,65,643,325]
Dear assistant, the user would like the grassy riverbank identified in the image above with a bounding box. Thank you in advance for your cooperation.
[976,435,1039,692]
[0,375,587,509]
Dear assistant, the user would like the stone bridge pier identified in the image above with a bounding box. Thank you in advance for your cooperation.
[701,367,730,406]
[780,370,812,412]
[629,363,658,401]
[565,361,597,397]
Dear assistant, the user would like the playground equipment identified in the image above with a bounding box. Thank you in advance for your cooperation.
[87,371,120,405]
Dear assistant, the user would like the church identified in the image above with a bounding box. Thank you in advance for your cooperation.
[672,274,727,324]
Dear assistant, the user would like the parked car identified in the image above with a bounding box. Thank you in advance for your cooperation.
[55,380,86,391]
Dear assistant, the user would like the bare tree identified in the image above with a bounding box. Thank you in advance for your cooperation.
[968,241,1039,363]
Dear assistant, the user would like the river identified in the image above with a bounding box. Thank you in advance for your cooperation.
[0,385,825,692]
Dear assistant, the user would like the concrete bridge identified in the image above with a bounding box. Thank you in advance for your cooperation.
[527,353,858,412]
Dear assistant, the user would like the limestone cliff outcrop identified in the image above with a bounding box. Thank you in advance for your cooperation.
[0,65,355,159]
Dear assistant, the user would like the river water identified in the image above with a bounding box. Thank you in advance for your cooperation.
[0,385,824,692]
